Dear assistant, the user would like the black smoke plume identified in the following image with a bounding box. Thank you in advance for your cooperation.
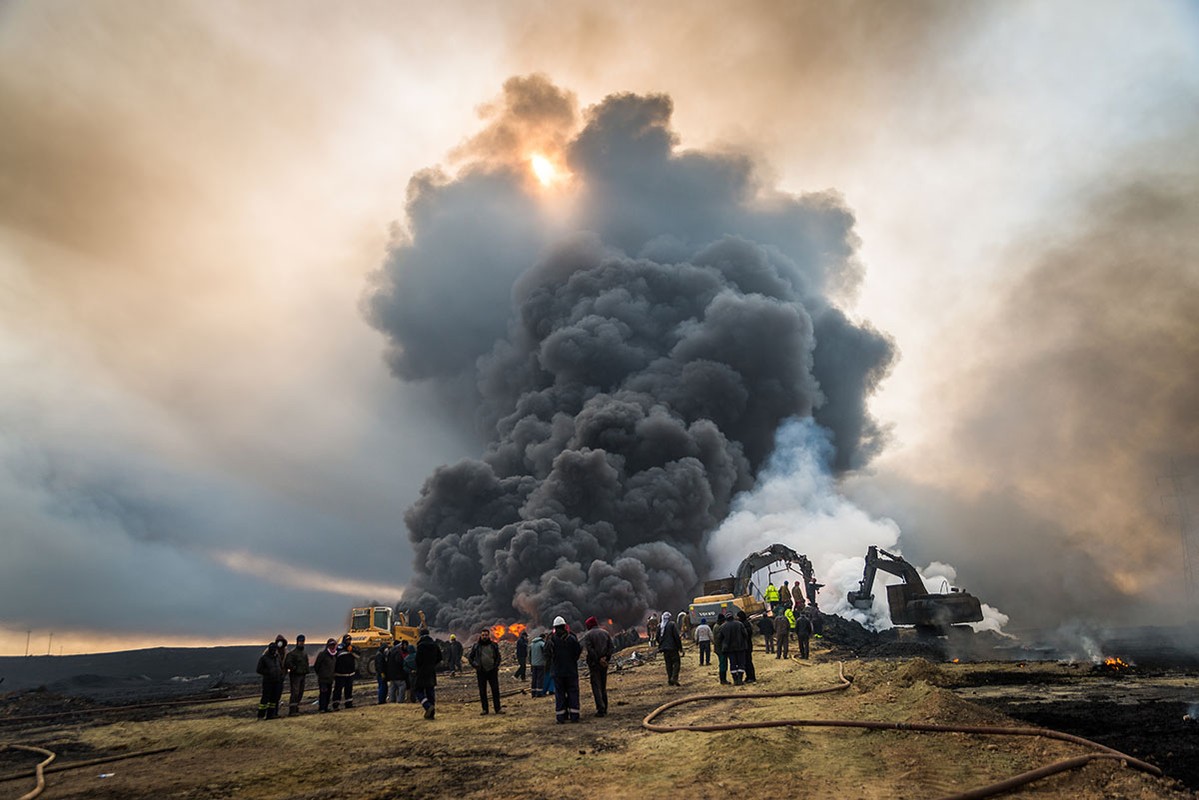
[365,76,894,631]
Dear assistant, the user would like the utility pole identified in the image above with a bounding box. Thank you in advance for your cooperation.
[1160,461,1198,613]
[47,632,52,656]
[25,630,31,657]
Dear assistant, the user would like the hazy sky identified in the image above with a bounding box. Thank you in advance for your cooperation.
[2,1,1196,653]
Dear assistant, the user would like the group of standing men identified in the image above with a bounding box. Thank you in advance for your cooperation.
[524,615,615,723]
[255,633,314,719]
[367,629,444,719]
[653,578,825,689]
[256,628,444,720]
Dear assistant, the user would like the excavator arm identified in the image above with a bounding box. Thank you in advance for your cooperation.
[847,545,983,630]
[733,544,808,596]
[848,545,927,608]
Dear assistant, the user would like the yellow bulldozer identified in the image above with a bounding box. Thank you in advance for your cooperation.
[345,606,421,677]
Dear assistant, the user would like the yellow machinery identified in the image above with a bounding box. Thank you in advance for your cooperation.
[688,544,819,624]
[345,606,421,676]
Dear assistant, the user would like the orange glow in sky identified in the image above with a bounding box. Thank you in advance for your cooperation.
[530,154,557,186]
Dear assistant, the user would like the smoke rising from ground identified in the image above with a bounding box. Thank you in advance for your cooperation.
[709,417,1008,633]
[847,167,1199,628]
[366,77,894,631]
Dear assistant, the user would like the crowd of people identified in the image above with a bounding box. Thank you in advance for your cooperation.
[255,589,823,722]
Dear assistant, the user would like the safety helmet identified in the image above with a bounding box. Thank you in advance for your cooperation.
[552,615,567,627]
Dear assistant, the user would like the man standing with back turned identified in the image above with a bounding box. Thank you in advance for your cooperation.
[581,616,614,717]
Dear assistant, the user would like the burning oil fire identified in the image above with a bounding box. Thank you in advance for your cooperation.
[1103,656,1131,670]
[487,623,528,640]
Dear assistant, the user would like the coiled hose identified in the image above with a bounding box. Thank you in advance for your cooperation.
[641,662,1162,800]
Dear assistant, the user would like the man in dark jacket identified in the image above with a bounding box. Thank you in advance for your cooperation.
[313,638,337,712]
[543,616,582,723]
[795,611,813,659]
[375,642,392,704]
[256,641,283,719]
[387,641,409,703]
[447,634,464,676]
[580,616,614,717]
[271,635,288,713]
[514,629,529,681]
[468,628,503,715]
[774,613,791,659]
[738,611,757,683]
[716,611,749,685]
[332,635,357,710]
[757,615,775,654]
[657,611,684,686]
[712,613,728,684]
[283,634,310,716]
[413,628,442,720]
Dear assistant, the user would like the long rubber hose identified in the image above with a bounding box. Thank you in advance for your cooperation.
[0,744,55,800]
[0,746,177,785]
[641,662,1162,800]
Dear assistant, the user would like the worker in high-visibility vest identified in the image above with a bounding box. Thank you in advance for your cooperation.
[764,581,780,611]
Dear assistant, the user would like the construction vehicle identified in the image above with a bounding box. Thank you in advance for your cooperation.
[345,606,422,676]
[846,545,983,633]
[689,543,820,624]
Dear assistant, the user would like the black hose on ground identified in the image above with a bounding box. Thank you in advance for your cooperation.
[641,661,1162,800]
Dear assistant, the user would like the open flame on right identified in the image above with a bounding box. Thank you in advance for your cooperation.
[1095,655,1134,674]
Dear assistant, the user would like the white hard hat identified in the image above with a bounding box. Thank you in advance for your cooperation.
[552,615,567,627]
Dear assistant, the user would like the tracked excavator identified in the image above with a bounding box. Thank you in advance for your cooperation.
[689,543,821,623]
[846,545,983,633]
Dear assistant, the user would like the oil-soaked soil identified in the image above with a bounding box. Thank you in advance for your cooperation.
[952,667,1199,791]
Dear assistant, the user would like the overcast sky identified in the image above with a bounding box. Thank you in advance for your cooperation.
[2,1,1196,653]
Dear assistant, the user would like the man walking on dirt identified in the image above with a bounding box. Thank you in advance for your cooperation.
[693,617,712,666]
[469,628,504,715]
[657,611,684,686]
[514,628,529,681]
[545,616,582,723]
[313,638,337,712]
[283,634,309,716]
[414,628,442,719]
[581,616,614,717]
[646,613,659,646]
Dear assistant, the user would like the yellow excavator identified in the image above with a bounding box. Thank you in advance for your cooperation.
[689,544,820,623]
[344,606,422,676]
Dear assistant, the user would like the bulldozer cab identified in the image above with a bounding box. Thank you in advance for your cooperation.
[348,606,395,651]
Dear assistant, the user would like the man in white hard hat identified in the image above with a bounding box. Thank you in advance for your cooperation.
[543,616,582,723]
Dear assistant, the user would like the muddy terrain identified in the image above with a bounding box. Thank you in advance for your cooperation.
[2,629,1197,800]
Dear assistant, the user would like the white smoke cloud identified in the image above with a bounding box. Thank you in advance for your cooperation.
[708,417,1008,632]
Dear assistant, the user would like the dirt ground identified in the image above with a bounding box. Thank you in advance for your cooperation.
[2,638,1196,800]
